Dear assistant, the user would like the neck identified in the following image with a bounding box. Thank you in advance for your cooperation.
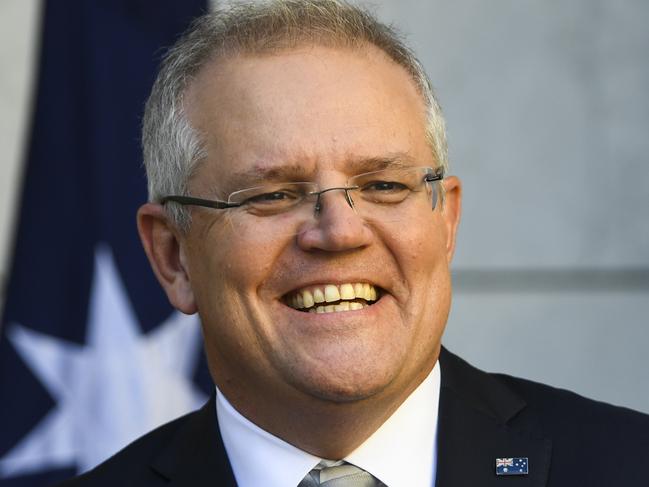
[216,364,433,459]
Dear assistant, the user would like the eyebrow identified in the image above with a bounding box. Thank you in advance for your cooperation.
[224,153,417,190]
[224,164,313,190]
[346,154,416,173]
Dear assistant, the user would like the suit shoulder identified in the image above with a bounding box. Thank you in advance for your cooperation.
[55,410,198,487]
[439,348,649,437]
[495,372,649,445]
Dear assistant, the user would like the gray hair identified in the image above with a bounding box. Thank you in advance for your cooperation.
[142,0,448,229]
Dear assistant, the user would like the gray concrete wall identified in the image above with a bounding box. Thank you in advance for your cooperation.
[1,1,647,412]
[0,0,40,280]
[366,0,649,413]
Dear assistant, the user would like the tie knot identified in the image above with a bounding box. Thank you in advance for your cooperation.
[298,461,383,487]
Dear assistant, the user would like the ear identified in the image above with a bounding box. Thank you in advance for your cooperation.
[137,203,197,314]
[440,176,462,262]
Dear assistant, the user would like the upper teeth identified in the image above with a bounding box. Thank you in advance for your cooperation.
[288,283,378,311]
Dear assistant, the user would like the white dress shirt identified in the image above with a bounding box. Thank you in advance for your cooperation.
[216,362,440,487]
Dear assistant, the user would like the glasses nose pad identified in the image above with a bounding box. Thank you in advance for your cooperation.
[313,187,356,215]
[314,193,323,214]
[343,188,355,209]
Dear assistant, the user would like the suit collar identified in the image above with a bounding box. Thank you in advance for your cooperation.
[150,394,237,486]
[439,347,526,423]
[436,347,552,486]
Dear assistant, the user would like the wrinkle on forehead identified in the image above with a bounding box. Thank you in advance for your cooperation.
[219,152,419,191]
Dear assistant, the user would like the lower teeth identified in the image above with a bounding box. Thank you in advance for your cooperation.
[306,301,368,313]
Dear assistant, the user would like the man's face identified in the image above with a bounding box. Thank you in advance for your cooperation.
[179,45,461,408]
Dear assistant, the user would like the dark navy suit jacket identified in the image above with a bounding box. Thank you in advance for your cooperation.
[58,348,649,486]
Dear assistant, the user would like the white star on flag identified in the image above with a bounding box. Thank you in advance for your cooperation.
[0,245,206,478]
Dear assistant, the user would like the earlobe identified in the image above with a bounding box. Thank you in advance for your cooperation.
[137,203,198,314]
[441,176,462,262]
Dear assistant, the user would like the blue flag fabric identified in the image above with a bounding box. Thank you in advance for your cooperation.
[0,1,209,485]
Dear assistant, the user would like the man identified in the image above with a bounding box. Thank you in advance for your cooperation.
[62,1,649,486]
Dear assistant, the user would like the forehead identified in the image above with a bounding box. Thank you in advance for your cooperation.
[184,44,431,190]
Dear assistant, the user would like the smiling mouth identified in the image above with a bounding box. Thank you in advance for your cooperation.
[285,283,380,314]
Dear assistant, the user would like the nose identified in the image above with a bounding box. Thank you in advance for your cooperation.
[296,187,373,252]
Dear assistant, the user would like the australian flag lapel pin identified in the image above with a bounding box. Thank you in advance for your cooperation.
[496,457,529,476]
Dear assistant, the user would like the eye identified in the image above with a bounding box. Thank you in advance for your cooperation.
[363,181,408,192]
[245,191,296,204]
[235,184,309,215]
[358,179,411,204]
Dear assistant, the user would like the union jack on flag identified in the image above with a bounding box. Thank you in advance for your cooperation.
[496,458,514,467]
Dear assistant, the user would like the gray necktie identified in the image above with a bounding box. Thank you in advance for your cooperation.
[298,462,384,487]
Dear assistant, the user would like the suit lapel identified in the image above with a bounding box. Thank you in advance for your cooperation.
[150,394,238,486]
[435,348,552,487]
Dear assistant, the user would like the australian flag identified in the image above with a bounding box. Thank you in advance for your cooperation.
[0,1,210,485]
[496,457,529,476]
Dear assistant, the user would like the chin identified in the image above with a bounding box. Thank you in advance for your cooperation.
[304,382,388,404]
[285,359,398,404]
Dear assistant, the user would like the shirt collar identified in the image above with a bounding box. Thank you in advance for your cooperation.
[216,362,440,487]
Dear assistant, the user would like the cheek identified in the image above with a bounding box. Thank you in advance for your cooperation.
[397,215,448,271]
[191,225,278,295]
[394,216,451,320]
[185,227,288,352]
[188,240,273,383]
